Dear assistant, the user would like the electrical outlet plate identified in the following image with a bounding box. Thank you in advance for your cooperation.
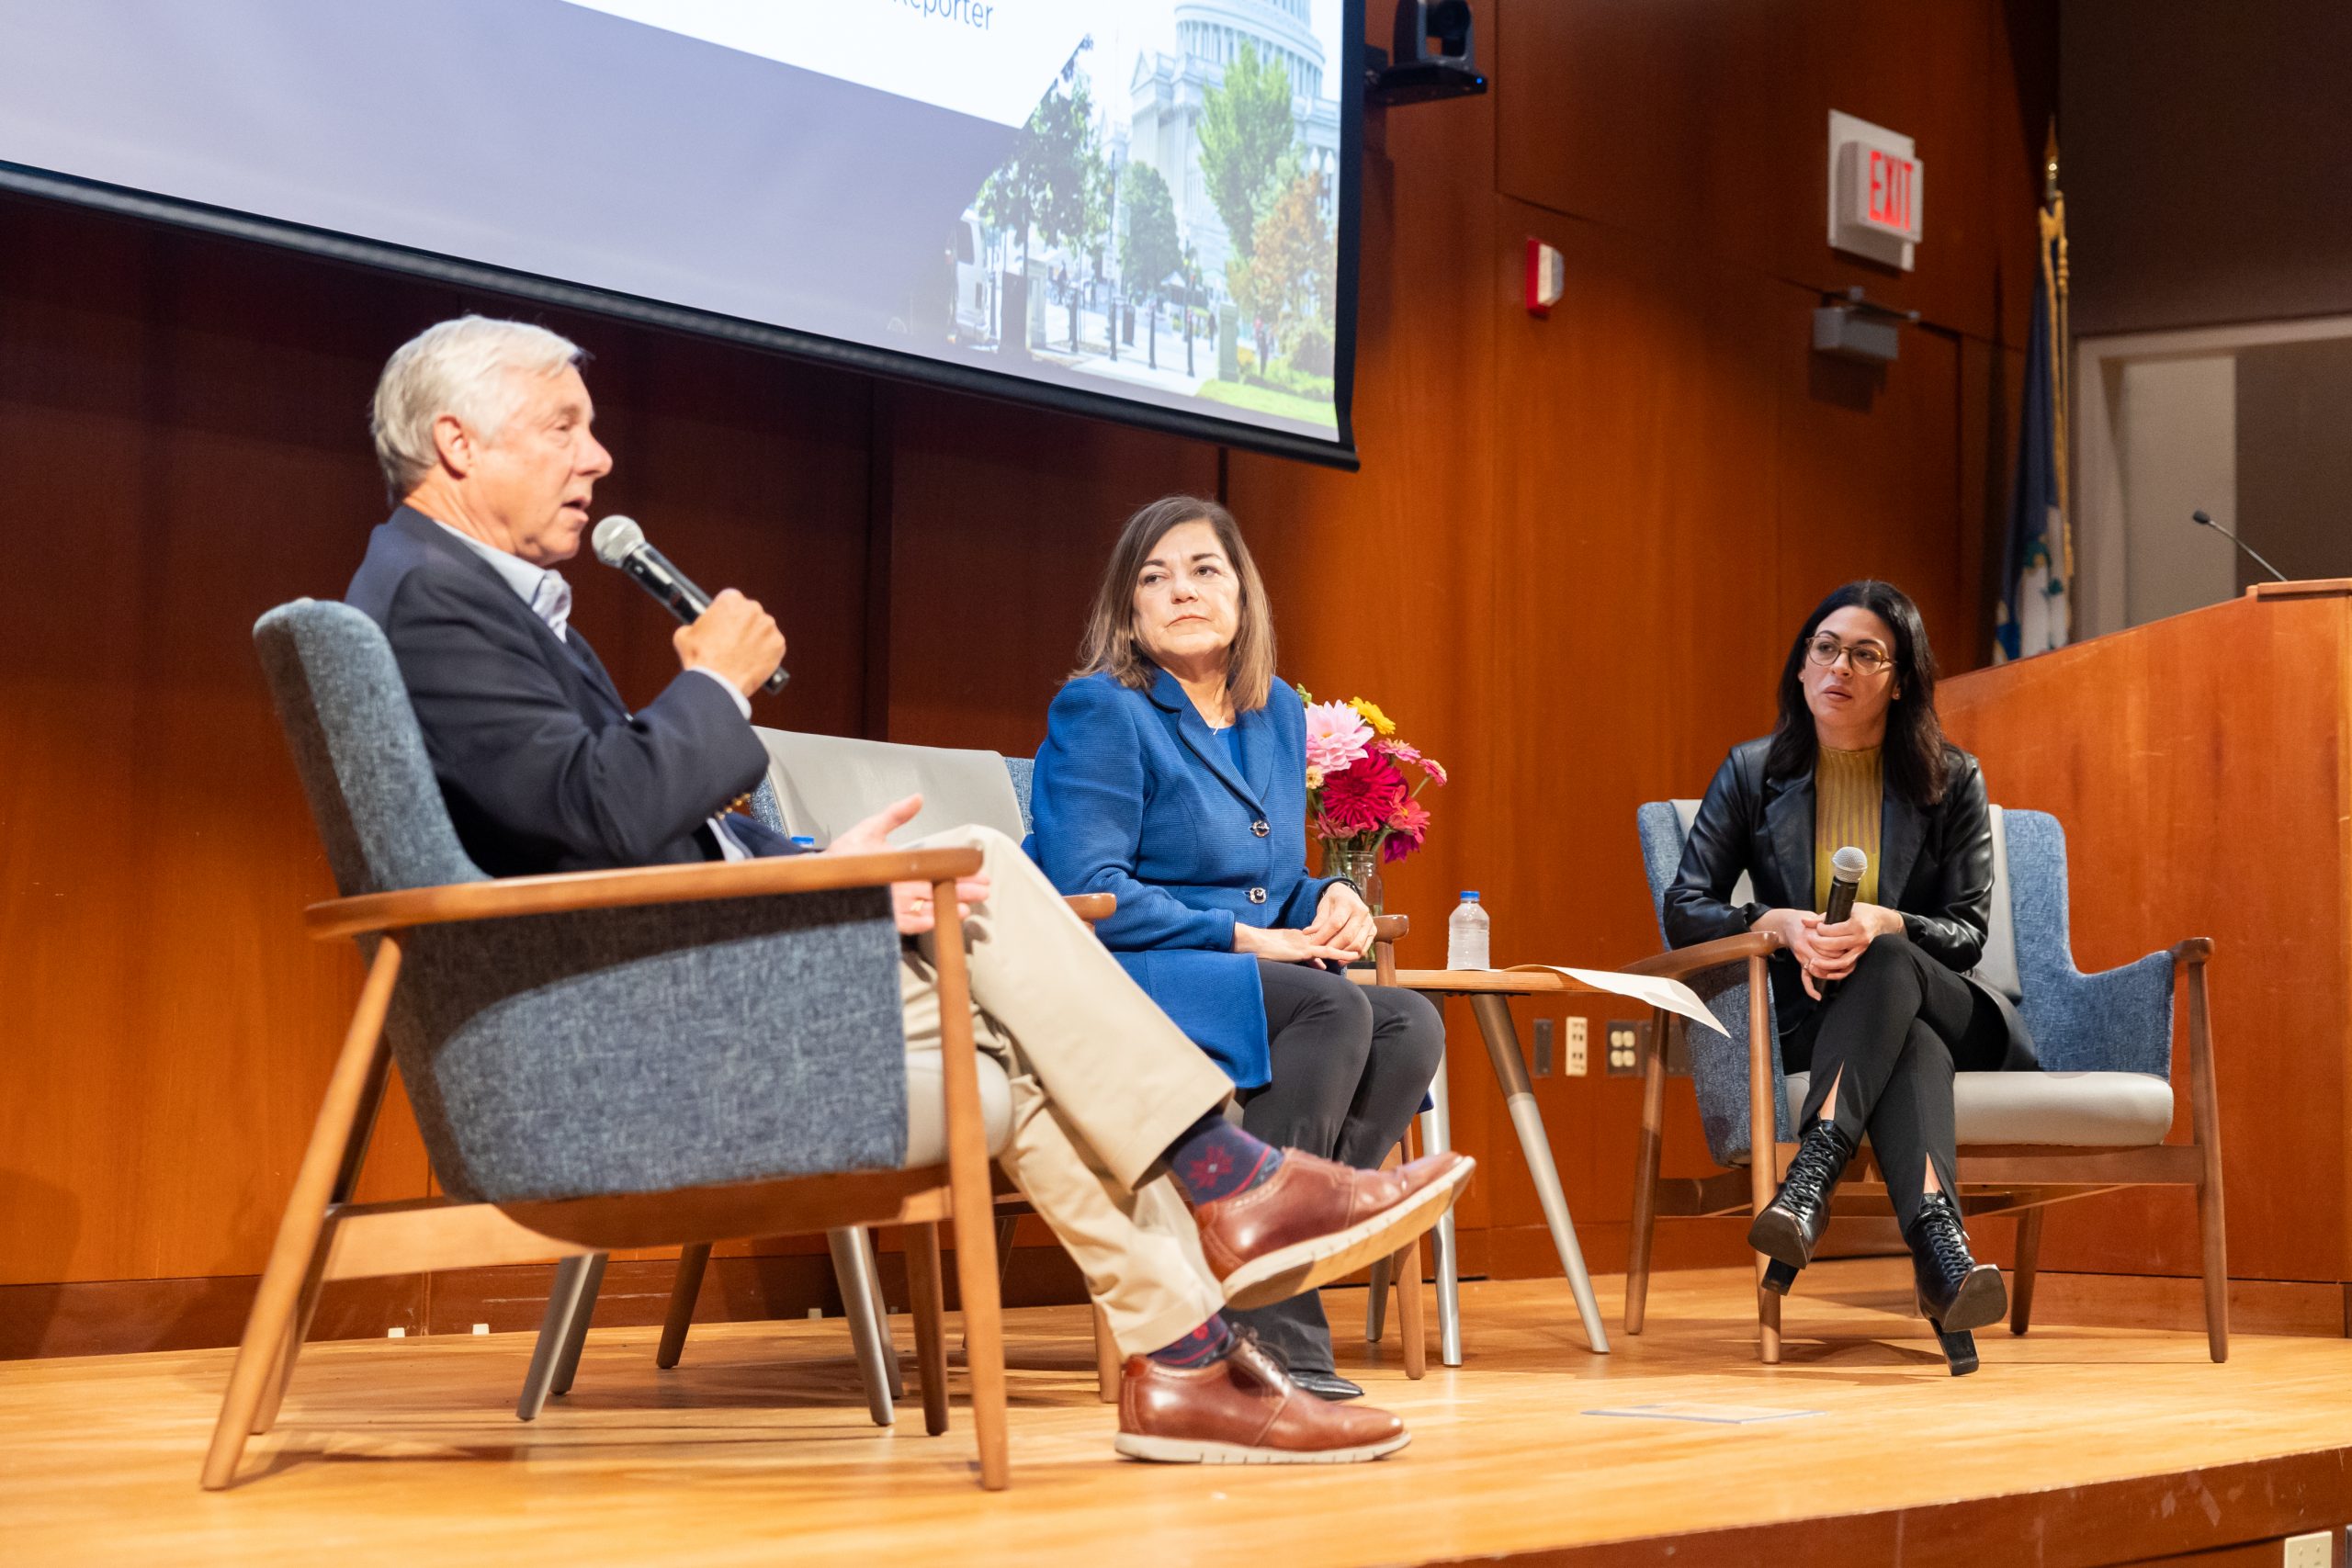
[1566,1016,1589,1077]
[2283,1530,2328,1568]
[1532,1018,1554,1077]
[1606,1021,1645,1077]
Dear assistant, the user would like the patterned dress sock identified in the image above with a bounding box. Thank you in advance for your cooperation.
[1162,1111,1284,1203]
[1147,1314,1236,1369]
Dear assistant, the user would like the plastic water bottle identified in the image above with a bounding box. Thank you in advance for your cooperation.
[1446,891,1490,970]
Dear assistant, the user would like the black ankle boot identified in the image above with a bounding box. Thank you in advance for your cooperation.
[1747,1119,1857,1292]
[1906,1190,2006,1373]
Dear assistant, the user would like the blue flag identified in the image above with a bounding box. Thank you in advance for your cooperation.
[1996,229,2068,661]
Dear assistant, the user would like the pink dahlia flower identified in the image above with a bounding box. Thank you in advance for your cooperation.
[1320,754,1407,836]
[1303,701,1374,775]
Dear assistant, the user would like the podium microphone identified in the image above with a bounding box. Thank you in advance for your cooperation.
[1824,845,1867,927]
[2190,508,2289,584]
[591,515,788,694]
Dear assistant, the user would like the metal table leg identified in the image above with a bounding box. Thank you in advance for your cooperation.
[1467,993,1610,1353]
[1419,1056,1463,1367]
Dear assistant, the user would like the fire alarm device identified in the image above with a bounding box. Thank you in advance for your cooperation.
[1525,238,1565,315]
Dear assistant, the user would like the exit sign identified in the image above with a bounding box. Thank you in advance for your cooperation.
[1860,147,1918,233]
[1827,110,1923,269]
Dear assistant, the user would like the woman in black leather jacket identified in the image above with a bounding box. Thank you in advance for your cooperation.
[1664,580,2038,1375]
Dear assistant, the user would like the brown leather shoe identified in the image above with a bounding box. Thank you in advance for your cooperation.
[1196,1149,1473,1310]
[1114,1335,1409,1464]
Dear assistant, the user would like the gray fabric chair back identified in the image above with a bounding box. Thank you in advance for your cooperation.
[254,602,910,1205]
[1636,801,1788,1163]
[253,600,486,897]
[2002,809,2174,1076]
[757,728,1026,844]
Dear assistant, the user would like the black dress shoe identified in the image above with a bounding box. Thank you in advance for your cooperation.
[1747,1119,1857,1292]
[1286,1370,1365,1402]
[1905,1190,2006,1375]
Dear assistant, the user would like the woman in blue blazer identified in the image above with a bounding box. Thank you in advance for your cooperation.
[1032,496,1444,1401]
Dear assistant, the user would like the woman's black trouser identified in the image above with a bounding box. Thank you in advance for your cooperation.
[1787,936,2010,1234]
[1228,959,1446,1375]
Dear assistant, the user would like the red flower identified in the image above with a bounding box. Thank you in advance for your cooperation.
[1320,754,1408,836]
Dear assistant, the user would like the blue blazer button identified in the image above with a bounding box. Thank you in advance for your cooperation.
[1248,887,1268,904]
[1251,820,1271,836]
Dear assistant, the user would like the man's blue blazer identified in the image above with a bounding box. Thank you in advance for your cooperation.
[1030,667,1341,1088]
[344,506,781,876]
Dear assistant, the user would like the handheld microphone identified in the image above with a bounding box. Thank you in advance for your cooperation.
[591,515,788,694]
[2190,509,2289,584]
[1823,845,1868,927]
[1816,844,1869,998]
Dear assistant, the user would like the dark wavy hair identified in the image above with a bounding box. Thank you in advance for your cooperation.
[1765,580,1951,807]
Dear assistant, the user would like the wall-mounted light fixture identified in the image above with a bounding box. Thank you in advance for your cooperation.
[1812,286,1919,366]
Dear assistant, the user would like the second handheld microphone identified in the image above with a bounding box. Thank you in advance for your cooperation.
[591,514,788,694]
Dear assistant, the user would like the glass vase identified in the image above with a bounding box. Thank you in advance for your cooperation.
[1325,845,1385,915]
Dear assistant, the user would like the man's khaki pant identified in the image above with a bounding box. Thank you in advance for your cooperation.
[898,825,1233,1357]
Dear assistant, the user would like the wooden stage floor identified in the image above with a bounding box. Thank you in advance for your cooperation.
[6,1260,2350,1567]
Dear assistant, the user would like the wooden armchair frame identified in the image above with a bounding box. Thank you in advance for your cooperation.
[202,847,1020,1492]
[1618,933,2226,1365]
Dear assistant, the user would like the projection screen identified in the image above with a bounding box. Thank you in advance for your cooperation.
[0,0,1361,466]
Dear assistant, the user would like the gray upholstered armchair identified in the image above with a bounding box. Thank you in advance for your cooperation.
[208,602,1015,1491]
[1627,801,2224,1365]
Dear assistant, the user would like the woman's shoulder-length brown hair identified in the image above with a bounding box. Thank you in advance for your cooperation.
[1069,495,1279,712]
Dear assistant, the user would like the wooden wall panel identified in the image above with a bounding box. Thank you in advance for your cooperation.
[1942,592,2352,1285]
[883,385,1217,755]
[1496,0,2042,344]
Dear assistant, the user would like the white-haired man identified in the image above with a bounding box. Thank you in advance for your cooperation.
[344,316,1470,1465]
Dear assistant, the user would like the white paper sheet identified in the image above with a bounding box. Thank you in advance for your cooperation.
[1582,1401,1822,1426]
[1504,966,1728,1037]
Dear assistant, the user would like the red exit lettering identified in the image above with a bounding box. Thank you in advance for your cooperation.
[1868,150,1913,231]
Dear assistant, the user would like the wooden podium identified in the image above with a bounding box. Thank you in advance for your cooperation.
[1941,581,2352,1326]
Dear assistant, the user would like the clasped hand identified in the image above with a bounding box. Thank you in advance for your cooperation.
[1235,882,1375,966]
[1758,903,1905,999]
[825,793,989,936]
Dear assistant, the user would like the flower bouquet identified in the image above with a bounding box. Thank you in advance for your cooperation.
[1299,686,1447,911]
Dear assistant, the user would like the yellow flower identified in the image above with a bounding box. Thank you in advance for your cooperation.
[1347,697,1396,737]
[1306,763,1326,790]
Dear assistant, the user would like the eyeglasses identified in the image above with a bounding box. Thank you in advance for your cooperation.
[1804,634,1894,677]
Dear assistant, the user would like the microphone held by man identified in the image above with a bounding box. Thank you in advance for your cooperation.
[594,513,789,694]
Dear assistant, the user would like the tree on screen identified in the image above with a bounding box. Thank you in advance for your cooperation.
[1198,43,1294,265]
[978,56,1109,277]
[1251,168,1335,377]
[1122,164,1182,308]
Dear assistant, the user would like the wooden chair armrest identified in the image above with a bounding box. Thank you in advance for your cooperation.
[1064,893,1116,925]
[1620,930,1785,981]
[2171,937,2213,966]
[306,847,982,940]
[1372,914,1408,944]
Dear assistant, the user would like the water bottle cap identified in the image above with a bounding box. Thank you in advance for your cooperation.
[1460,891,1480,900]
